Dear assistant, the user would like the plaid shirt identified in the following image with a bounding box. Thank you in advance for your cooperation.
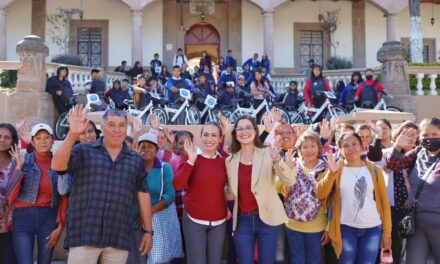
[65,138,148,250]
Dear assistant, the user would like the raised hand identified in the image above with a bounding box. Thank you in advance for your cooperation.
[148,114,160,130]
[394,130,415,151]
[365,120,383,139]
[18,124,31,145]
[9,144,25,170]
[164,127,175,144]
[295,124,309,138]
[262,112,274,133]
[184,139,198,164]
[269,135,283,162]
[330,116,339,131]
[324,152,342,173]
[271,107,282,123]
[285,149,297,169]
[319,119,332,140]
[218,111,230,134]
[132,117,143,138]
[67,105,89,136]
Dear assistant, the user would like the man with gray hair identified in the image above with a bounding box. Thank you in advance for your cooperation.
[52,106,152,264]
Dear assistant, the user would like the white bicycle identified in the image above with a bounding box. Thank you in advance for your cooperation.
[226,97,290,125]
[123,92,168,125]
[195,94,223,123]
[162,89,201,125]
[350,91,402,113]
[289,91,346,124]
[55,93,114,140]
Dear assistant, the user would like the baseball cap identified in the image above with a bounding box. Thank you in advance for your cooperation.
[226,81,235,87]
[137,133,158,148]
[237,75,245,80]
[31,123,53,137]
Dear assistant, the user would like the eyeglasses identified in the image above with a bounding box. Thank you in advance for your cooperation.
[235,126,254,133]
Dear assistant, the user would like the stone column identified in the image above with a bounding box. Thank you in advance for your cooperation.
[0,8,7,60]
[262,10,275,73]
[31,0,46,40]
[385,13,397,42]
[352,1,366,68]
[1,35,55,127]
[377,41,415,113]
[131,9,143,65]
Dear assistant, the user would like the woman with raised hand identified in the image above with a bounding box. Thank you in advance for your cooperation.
[6,124,68,264]
[0,123,19,264]
[173,122,227,264]
[225,116,296,264]
[277,131,329,264]
[387,117,440,264]
[316,132,391,264]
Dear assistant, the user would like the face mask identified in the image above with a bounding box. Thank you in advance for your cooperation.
[421,138,440,152]
[366,75,374,80]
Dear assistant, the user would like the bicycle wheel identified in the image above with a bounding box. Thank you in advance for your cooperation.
[276,107,291,124]
[324,106,347,121]
[208,108,223,123]
[384,106,402,112]
[185,106,201,125]
[150,107,169,125]
[55,112,69,140]
[227,112,240,124]
[221,109,233,120]
[289,111,304,124]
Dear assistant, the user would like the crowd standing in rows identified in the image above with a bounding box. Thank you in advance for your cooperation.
[0,48,439,264]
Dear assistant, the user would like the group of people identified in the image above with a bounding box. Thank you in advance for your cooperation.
[0,100,439,264]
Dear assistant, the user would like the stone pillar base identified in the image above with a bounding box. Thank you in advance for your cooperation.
[385,94,416,114]
[3,92,56,128]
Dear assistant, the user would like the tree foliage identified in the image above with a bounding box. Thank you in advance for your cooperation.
[319,9,341,56]
[46,7,84,55]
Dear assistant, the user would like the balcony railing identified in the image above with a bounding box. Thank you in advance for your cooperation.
[1,61,439,96]
[0,62,126,93]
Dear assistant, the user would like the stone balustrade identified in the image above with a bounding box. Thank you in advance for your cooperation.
[272,66,440,96]
[407,66,439,96]
[1,61,126,93]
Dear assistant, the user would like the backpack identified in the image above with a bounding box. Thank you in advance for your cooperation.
[360,81,378,105]
[345,83,358,105]
[285,160,327,221]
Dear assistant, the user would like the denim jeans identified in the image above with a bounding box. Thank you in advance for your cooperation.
[285,227,323,264]
[233,214,281,264]
[12,207,58,264]
[339,224,382,264]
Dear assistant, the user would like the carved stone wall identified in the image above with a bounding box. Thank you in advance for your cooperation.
[1,35,56,127]
[377,41,416,113]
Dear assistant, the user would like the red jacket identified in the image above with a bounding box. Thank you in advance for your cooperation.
[355,80,384,103]
[303,77,333,106]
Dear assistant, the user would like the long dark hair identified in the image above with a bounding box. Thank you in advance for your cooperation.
[350,71,363,85]
[0,123,19,157]
[310,65,323,80]
[229,116,265,154]
[56,64,69,80]
[252,70,265,87]
[337,131,362,148]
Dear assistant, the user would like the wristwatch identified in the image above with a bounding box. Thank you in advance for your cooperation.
[142,225,154,236]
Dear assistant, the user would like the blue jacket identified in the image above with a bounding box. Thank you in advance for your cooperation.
[242,58,260,71]
[166,77,194,103]
[6,152,66,208]
[261,60,271,73]
[339,83,359,104]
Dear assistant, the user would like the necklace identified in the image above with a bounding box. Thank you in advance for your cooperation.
[240,153,253,165]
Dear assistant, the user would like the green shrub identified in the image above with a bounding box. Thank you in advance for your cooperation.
[408,74,440,91]
[51,54,83,66]
[408,62,440,67]
[0,70,18,88]
[325,56,353,70]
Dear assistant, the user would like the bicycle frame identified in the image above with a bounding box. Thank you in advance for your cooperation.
[231,99,270,120]
[165,98,191,123]
[299,99,331,123]
[351,98,386,113]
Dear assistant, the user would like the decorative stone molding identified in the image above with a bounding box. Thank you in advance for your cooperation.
[15,35,49,92]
